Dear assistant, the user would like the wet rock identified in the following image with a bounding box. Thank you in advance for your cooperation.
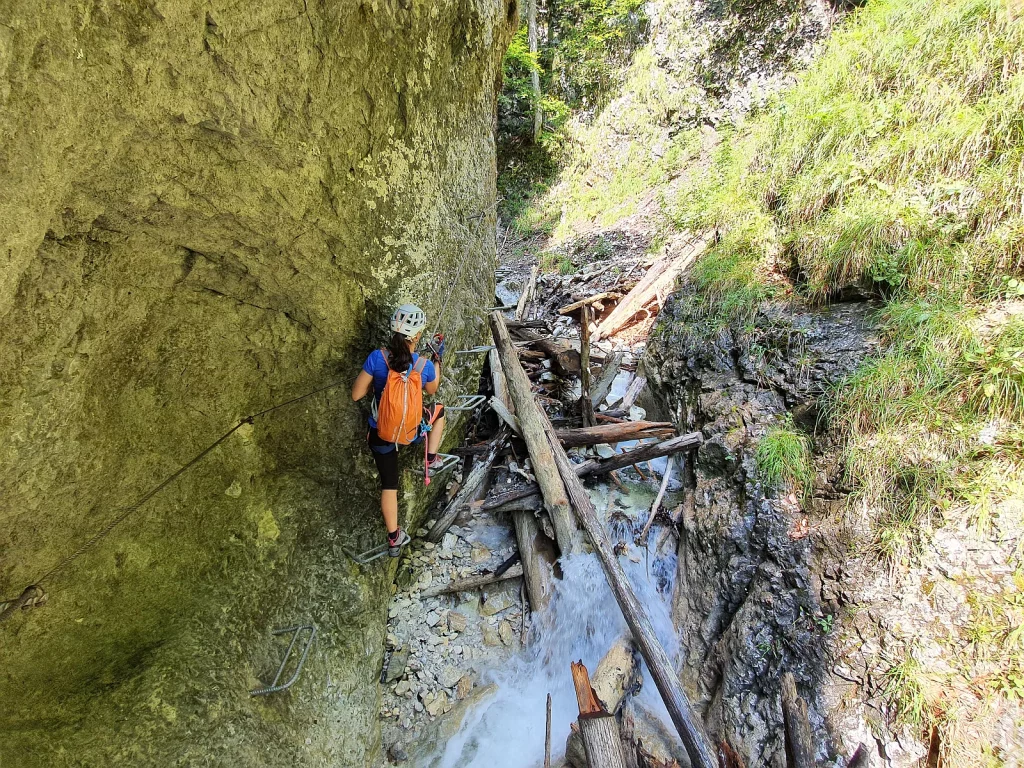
[481,580,519,616]
[456,675,474,700]
[646,299,880,764]
[498,620,515,646]
[471,545,491,563]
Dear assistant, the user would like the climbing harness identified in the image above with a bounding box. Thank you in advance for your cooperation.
[250,624,317,696]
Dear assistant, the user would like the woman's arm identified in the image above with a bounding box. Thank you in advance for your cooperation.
[424,361,441,395]
[352,370,373,401]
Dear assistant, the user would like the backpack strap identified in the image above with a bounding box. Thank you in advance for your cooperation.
[412,356,428,376]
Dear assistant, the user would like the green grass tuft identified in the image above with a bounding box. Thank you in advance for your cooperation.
[755,418,813,494]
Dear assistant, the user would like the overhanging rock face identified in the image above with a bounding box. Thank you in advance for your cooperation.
[0,1,515,764]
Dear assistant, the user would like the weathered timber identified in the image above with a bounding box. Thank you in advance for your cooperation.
[483,433,703,512]
[637,455,675,546]
[555,420,675,448]
[490,312,580,555]
[572,661,628,768]
[512,511,554,611]
[592,352,624,407]
[608,375,647,412]
[426,429,507,542]
[781,672,816,768]
[544,693,553,768]
[544,417,716,768]
[593,236,708,341]
[419,564,524,598]
[580,303,596,428]
[558,291,622,316]
[516,265,539,321]
[575,432,702,476]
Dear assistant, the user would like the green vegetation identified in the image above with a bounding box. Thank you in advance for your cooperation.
[497,0,649,228]
[755,417,813,495]
[662,0,1024,758]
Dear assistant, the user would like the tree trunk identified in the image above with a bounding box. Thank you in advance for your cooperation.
[580,303,596,427]
[555,421,675,448]
[543,416,716,768]
[419,564,524,598]
[490,313,580,555]
[571,661,627,768]
[528,0,543,143]
[591,352,624,408]
[426,429,507,542]
[512,511,555,612]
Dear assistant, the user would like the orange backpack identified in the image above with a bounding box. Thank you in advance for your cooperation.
[375,351,428,446]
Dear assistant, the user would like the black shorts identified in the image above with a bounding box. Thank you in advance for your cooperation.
[367,404,445,491]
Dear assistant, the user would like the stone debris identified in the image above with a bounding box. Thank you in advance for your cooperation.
[376,502,524,766]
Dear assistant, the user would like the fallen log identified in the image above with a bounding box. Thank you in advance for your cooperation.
[544,693,553,768]
[419,563,524,598]
[580,303,596,428]
[781,672,816,768]
[516,265,539,320]
[482,433,703,511]
[555,420,675,448]
[490,313,580,555]
[607,375,647,413]
[543,415,716,768]
[638,455,676,546]
[592,352,624,407]
[558,291,622,316]
[593,236,708,342]
[426,429,507,542]
[512,511,554,612]
[571,661,628,768]
[576,432,702,476]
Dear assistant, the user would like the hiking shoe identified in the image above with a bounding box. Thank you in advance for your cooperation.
[387,528,410,557]
[425,454,458,478]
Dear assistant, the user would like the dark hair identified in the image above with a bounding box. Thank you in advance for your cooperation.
[386,332,413,372]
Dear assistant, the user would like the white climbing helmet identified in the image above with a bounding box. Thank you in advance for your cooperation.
[390,303,427,337]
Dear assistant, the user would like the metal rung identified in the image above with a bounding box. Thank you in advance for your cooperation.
[251,625,317,696]
[344,542,391,564]
[420,452,460,477]
[455,346,495,355]
[483,304,517,312]
[447,394,487,412]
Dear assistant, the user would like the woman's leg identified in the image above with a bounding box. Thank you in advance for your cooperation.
[381,489,399,534]
[426,404,446,455]
[370,438,401,533]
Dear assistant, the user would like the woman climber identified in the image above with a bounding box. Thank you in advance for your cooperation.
[351,303,447,556]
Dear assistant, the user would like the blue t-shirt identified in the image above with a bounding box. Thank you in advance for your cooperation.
[363,349,437,429]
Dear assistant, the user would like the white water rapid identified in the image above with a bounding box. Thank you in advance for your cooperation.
[435,484,683,767]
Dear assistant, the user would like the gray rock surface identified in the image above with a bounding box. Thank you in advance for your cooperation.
[0,2,514,765]
[646,299,879,766]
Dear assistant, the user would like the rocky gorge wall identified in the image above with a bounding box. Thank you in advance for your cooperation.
[645,297,879,766]
[0,1,514,765]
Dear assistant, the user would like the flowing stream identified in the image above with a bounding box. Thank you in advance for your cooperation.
[436,482,683,767]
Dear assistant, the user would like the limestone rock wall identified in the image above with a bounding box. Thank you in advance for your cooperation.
[645,300,878,766]
[0,1,515,765]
